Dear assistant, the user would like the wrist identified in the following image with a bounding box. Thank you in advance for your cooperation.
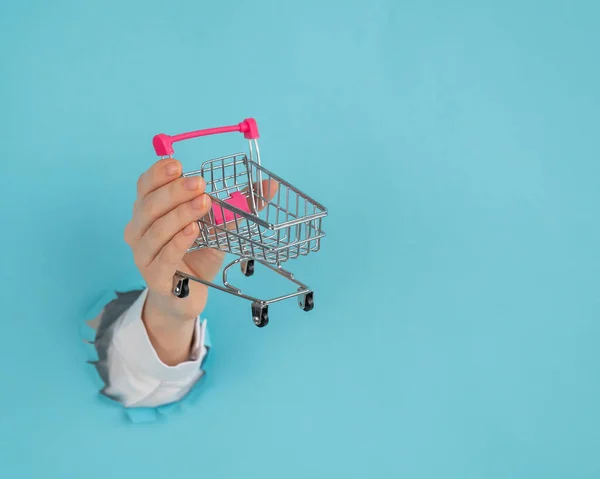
[145,288,198,325]
[142,289,198,366]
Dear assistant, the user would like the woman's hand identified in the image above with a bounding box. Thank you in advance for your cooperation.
[124,158,214,365]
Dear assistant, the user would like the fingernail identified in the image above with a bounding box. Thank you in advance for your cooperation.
[184,177,199,190]
[184,223,196,235]
[191,195,207,210]
[165,162,180,176]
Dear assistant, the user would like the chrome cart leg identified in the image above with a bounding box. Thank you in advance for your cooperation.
[298,290,314,312]
[171,258,315,327]
[240,259,255,277]
[251,302,269,328]
[173,276,190,299]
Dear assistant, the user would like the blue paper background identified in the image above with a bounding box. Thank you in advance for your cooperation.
[1,0,599,477]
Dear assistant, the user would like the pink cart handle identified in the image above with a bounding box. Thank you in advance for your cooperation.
[152,118,259,157]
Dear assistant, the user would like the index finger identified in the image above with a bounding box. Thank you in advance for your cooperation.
[137,158,182,199]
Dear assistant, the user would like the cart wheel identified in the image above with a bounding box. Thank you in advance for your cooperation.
[173,278,190,299]
[252,302,269,328]
[241,259,255,277]
[299,291,314,312]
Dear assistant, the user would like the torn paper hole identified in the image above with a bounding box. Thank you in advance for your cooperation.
[81,287,208,422]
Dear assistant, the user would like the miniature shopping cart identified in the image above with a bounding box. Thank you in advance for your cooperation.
[152,118,328,327]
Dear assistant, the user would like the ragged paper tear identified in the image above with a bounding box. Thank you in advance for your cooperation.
[81,287,209,423]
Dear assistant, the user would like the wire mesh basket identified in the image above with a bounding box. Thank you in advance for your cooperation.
[186,153,326,264]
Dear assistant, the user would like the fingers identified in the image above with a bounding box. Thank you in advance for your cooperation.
[147,222,199,293]
[135,194,213,267]
[137,158,182,199]
[132,175,207,239]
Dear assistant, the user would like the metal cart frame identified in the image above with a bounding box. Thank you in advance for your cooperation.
[152,118,327,327]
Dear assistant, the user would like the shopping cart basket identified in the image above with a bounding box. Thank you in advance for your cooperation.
[152,118,328,327]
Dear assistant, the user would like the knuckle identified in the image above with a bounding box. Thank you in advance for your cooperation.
[167,229,191,259]
[164,237,180,260]
[142,194,159,218]
[177,202,191,225]
[169,176,182,197]
[136,173,145,194]
[145,221,162,245]
[123,223,132,244]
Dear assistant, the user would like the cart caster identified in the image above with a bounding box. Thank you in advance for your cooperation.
[298,291,314,312]
[241,259,255,277]
[252,302,269,328]
[173,277,190,299]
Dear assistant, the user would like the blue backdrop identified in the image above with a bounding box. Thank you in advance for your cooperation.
[1,0,599,477]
